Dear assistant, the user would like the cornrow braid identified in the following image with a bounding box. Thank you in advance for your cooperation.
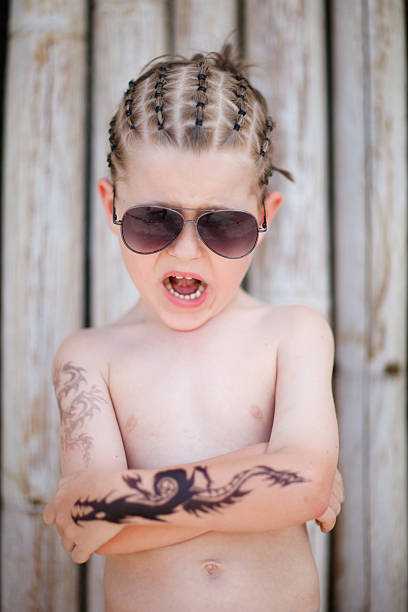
[233,75,248,132]
[124,79,136,130]
[106,118,116,168]
[105,43,295,186]
[154,65,168,130]
[259,117,295,183]
[195,61,209,127]
[265,163,295,184]
[259,116,275,157]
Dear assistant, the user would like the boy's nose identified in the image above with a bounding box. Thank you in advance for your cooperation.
[167,220,202,260]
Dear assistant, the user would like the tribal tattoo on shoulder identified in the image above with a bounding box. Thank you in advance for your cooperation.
[71,464,307,525]
[53,361,108,466]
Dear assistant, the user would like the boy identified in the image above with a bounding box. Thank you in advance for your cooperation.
[44,48,343,612]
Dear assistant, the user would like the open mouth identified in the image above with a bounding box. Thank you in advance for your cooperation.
[163,275,207,301]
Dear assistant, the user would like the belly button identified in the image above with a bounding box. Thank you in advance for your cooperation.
[201,559,222,576]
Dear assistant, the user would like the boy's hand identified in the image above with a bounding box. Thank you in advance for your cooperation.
[43,470,125,564]
[314,468,344,533]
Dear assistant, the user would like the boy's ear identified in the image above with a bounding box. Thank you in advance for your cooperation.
[97,178,119,236]
[258,191,282,245]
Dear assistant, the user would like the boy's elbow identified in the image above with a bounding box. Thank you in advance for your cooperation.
[307,463,335,519]
[95,541,113,556]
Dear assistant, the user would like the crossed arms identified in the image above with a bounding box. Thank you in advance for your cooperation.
[43,307,343,564]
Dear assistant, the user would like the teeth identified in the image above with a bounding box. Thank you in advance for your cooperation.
[164,278,206,301]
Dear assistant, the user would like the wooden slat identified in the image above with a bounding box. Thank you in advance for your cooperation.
[332,1,407,610]
[173,0,237,55]
[91,0,168,330]
[245,2,331,610]
[1,0,87,610]
[88,1,168,607]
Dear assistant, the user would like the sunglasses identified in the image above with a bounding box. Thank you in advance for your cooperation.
[112,186,268,259]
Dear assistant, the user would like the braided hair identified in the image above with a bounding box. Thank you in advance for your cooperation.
[106,43,294,195]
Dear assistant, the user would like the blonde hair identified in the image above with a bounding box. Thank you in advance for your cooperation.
[107,43,294,199]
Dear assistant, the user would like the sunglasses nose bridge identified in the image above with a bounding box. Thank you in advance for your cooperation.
[168,216,203,256]
[182,217,208,247]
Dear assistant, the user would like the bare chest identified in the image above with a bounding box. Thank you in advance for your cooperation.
[108,334,277,469]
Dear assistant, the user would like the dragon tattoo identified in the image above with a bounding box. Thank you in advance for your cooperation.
[72,464,307,525]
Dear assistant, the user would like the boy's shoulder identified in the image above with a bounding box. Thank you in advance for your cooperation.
[52,326,113,381]
[53,302,332,367]
[245,297,333,340]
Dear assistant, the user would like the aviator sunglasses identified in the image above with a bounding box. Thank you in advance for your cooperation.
[112,185,268,259]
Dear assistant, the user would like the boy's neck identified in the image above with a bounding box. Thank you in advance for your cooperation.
[125,286,256,332]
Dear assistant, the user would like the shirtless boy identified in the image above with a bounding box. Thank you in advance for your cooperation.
[43,44,343,612]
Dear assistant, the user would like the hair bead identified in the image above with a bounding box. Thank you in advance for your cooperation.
[154,65,167,130]
[259,115,276,162]
[195,62,208,128]
[124,78,137,130]
[233,75,248,132]
[106,115,118,169]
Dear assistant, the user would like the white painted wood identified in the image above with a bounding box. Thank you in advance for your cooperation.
[88,1,168,608]
[91,0,167,329]
[330,1,368,608]
[173,0,237,56]
[332,1,407,611]
[1,0,86,609]
[245,2,331,610]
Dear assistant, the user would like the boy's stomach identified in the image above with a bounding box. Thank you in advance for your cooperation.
[103,525,319,612]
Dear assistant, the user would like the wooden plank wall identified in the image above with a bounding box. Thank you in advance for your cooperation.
[332,2,407,611]
[1,1,406,611]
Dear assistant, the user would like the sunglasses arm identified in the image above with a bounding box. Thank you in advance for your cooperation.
[258,202,268,232]
[112,185,122,225]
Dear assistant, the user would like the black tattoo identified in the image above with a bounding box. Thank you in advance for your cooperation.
[71,464,306,525]
[53,361,107,466]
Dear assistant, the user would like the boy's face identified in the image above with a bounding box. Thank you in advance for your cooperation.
[99,144,282,332]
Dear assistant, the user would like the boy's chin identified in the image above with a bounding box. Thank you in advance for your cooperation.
[157,311,211,332]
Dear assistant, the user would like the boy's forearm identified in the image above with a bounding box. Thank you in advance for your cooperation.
[96,524,209,555]
[97,442,268,555]
[72,446,334,533]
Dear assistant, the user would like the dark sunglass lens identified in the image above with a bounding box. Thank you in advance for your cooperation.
[197,211,258,258]
[122,207,183,253]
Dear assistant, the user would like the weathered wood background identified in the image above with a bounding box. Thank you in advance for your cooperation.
[1,1,406,611]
